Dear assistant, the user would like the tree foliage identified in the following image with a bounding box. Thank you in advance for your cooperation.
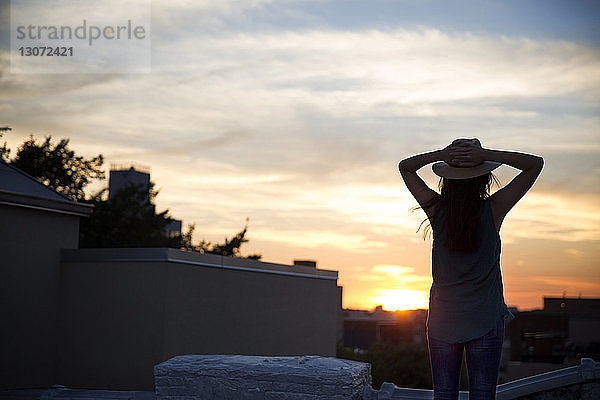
[8,135,104,201]
[180,219,262,259]
[337,339,472,391]
[3,133,261,257]
[337,340,437,390]
[80,182,181,248]
[0,126,11,159]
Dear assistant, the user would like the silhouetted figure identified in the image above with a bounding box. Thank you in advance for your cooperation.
[399,138,543,400]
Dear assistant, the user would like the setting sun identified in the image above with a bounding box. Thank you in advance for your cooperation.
[369,288,430,311]
[3,0,599,317]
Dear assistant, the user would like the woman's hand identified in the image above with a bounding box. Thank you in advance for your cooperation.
[445,138,486,167]
[442,139,476,167]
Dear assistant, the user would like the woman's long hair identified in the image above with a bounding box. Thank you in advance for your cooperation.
[415,172,499,252]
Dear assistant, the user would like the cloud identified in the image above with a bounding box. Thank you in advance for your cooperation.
[368,264,430,283]
[501,192,600,243]
[150,0,279,39]
[529,276,600,291]
[250,227,388,252]
[160,28,600,104]
[565,248,583,257]
[2,9,599,310]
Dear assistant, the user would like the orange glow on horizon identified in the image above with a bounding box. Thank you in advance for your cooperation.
[367,288,430,311]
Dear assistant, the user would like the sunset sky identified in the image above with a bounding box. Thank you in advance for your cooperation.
[1,0,599,311]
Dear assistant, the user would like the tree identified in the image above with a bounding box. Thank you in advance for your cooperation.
[337,338,472,391]
[4,133,261,257]
[7,135,104,201]
[83,187,262,256]
[0,126,11,159]
[80,182,181,248]
[337,339,437,390]
[181,219,262,259]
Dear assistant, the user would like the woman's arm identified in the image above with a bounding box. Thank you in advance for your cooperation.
[452,144,544,229]
[486,148,544,228]
[398,146,455,216]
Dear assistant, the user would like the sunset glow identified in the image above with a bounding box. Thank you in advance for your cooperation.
[369,289,430,312]
[2,0,599,312]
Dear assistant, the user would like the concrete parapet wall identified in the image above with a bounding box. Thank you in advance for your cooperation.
[155,356,598,400]
[363,358,600,400]
[154,355,371,400]
[513,381,600,400]
[58,249,342,390]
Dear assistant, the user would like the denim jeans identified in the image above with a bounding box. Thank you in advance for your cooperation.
[427,317,504,400]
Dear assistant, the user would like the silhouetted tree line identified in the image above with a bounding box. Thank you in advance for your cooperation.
[337,339,469,391]
[180,219,260,259]
[0,133,260,258]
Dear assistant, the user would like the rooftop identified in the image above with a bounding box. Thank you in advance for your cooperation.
[1,357,597,400]
[62,247,339,281]
[0,158,93,217]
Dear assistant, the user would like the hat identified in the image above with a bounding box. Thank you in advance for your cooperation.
[432,161,501,179]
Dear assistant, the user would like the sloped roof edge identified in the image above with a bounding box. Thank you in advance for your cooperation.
[0,158,77,202]
[0,188,93,217]
[0,158,93,216]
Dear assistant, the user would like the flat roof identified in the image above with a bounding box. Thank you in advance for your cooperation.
[61,248,339,281]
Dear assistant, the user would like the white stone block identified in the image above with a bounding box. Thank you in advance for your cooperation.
[154,355,371,400]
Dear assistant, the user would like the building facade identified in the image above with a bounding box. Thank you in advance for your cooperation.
[1,161,343,391]
[0,159,93,388]
[58,248,342,390]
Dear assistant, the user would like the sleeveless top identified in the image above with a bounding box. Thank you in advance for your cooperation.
[426,198,514,343]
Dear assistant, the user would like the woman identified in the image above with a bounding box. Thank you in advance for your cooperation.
[398,138,543,400]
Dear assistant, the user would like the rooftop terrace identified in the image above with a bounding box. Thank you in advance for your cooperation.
[2,356,597,400]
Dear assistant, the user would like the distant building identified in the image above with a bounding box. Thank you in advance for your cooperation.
[509,296,600,364]
[164,219,182,238]
[293,259,317,268]
[544,297,600,315]
[509,311,569,363]
[109,164,182,237]
[544,296,600,360]
[343,306,427,350]
[108,164,151,200]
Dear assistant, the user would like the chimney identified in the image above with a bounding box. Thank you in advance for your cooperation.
[293,259,317,268]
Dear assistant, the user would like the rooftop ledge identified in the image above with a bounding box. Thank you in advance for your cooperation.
[153,355,599,400]
[154,355,600,400]
[61,248,339,281]
[367,357,600,399]
[1,357,597,400]
[0,188,93,217]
